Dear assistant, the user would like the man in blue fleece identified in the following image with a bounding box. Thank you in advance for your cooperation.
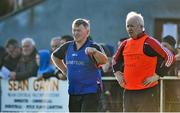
[51,18,108,112]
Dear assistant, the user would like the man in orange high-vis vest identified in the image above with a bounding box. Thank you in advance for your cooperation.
[113,11,176,112]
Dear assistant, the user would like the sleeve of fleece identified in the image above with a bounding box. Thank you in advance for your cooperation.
[53,42,70,59]
[90,43,106,66]
[15,60,38,81]
[112,40,127,72]
[146,37,176,67]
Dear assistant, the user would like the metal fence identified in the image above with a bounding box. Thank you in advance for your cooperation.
[102,76,180,112]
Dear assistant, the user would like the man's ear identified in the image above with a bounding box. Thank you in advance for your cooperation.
[142,26,145,31]
[87,29,90,36]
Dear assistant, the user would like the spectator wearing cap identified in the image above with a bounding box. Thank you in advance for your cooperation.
[161,35,176,54]
[158,35,176,76]
[159,35,180,112]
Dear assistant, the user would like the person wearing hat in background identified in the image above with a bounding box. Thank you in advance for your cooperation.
[158,35,177,76]
[159,35,177,76]
[159,35,180,112]
[161,35,176,54]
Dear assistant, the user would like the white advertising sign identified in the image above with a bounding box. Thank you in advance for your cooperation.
[1,77,69,112]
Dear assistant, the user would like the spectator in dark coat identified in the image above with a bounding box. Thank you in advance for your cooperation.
[9,38,38,81]
[160,35,180,112]
[3,39,21,71]
[0,46,6,69]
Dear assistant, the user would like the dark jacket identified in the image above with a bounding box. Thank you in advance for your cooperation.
[3,54,21,71]
[15,48,38,81]
[0,46,6,69]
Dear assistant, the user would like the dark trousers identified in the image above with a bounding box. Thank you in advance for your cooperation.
[123,85,159,112]
[69,93,99,112]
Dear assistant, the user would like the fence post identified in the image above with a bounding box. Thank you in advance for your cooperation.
[160,79,163,112]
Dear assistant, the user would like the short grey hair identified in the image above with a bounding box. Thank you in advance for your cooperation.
[21,37,36,46]
[72,18,90,31]
[126,11,145,31]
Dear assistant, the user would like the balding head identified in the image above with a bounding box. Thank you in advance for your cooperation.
[50,37,61,52]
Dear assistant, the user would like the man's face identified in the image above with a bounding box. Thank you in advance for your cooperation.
[72,24,89,43]
[12,47,21,58]
[6,45,21,58]
[126,18,143,38]
[161,42,174,51]
[22,41,34,56]
[51,40,61,52]
[6,45,15,55]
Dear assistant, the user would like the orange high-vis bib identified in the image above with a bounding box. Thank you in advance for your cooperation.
[123,35,157,90]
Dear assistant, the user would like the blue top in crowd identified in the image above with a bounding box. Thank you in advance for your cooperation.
[37,49,55,76]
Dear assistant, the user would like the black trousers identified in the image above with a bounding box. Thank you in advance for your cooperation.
[123,85,159,112]
[69,93,100,112]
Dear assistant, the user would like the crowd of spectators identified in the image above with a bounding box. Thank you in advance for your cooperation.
[0,35,73,81]
[0,34,180,112]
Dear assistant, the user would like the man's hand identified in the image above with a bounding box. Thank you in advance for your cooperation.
[57,73,67,80]
[85,47,108,65]
[114,71,125,88]
[85,47,97,55]
[143,73,159,86]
